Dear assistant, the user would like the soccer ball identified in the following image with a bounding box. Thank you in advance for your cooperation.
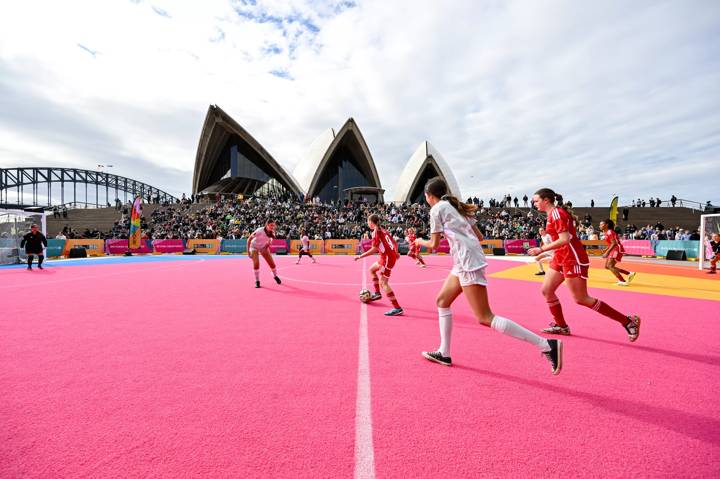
[359,289,372,303]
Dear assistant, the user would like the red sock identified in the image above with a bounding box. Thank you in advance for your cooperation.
[547,300,567,327]
[387,291,401,309]
[617,268,630,275]
[418,256,426,265]
[372,275,381,293]
[612,271,626,282]
[589,299,629,325]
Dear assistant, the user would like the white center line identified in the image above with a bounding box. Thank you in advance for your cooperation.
[354,258,376,479]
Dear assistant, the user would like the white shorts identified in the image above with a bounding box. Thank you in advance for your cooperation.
[451,266,488,287]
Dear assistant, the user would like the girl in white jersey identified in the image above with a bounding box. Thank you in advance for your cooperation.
[534,227,554,276]
[247,218,281,288]
[414,177,562,374]
[296,229,316,264]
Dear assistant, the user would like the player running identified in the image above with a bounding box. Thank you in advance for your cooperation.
[600,219,636,286]
[527,189,641,341]
[296,229,316,264]
[533,227,553,276]
[354,214,404,316]
[405,227,426,267]
[416,177,563,374]
[247,219,281,288]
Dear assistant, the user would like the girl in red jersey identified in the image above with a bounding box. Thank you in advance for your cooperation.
[247,218,281,288]
[600,219,636,286]
[354,214,404,316]
[527,189,640,341]
[405,227,426,267]
[416,178,562,374]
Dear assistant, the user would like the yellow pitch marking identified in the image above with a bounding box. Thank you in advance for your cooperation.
[489,263,720,302]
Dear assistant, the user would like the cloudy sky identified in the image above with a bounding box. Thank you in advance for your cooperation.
[1,0,719,206]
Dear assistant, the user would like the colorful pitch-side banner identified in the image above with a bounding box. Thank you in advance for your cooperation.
[609,196,619,223]
[129,197,143,249]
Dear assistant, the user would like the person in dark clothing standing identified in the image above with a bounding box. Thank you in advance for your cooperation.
[20,224,48,270]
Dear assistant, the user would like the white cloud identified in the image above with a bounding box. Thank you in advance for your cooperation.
[0,0,718,206]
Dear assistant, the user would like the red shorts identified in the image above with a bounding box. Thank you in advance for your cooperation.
[607,249,623,262]
[376,254,397,278]
[550,259,589,279]
[407,248,419,258]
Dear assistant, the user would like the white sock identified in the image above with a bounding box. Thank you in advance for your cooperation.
[271,268,278,277]
[491,315,550,352]
[253,269,260,281]
[537,262,544,272]
[438,308,452,356]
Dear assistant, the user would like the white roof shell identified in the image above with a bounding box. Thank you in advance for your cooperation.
[393,141,461,203]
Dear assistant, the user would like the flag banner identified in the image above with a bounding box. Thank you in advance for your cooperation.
[129,196,143,249]
[609,196,619,223]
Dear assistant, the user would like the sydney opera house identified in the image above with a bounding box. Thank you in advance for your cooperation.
[192,105,461,204]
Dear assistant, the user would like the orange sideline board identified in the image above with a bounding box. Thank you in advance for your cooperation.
[62,239,106,257]
[324,239,358,255]
[481,239,503,254]
[290,239,324,254]
[582,240,607,256]
[186,239,221,254]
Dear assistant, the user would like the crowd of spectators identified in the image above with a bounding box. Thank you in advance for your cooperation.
[55,192,701,243]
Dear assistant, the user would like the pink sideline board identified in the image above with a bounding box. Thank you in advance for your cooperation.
[106,239,153,254]
[504,239,537,254]
[621,240,655,256]
[270,239,289,253]
[152,239,185,253]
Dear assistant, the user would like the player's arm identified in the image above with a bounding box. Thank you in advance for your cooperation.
[355,246,378,261]
[471,224,484,242]
[41,234,48,248]
[416,232,441,251]
[528,232,570,256]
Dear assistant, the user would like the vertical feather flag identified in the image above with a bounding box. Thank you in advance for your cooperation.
[609,196,619,223]
[129,196,143,249]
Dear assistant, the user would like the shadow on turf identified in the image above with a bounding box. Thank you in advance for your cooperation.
[453,364,720,446]
[571,334,720,367]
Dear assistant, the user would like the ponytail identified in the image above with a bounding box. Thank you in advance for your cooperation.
[535,188,578,226]
[441,194,478,218]
[425,177,477,219]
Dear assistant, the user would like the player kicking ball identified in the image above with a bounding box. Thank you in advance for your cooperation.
[354,214,404,316]
[247,218,281,288]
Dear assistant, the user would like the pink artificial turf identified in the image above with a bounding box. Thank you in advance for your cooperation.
[1,256,718,478]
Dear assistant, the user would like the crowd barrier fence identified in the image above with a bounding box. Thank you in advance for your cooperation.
[325,239,358,255]
[504,239,538,254]
[152,239,185,254]
[480,239,503,254]
[620,240,655,256]
[654,240,699,259]
[270,239,289,254]
[187,239,221,254]
[106,239,153,254]
[46,239,66,257]
[582,240,607,256]
[220,239,247,254]
[62,239,106,257]
[289,240,324,255]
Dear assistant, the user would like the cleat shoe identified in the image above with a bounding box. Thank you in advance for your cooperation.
[38,265,44,270]
[422,350,452,366]
[627,272,637,283]
[535,271,546,276]
[616,281,629,286]
[255,281,260,288]
[27,266,32,270]
[420,264,427,268]
[542,339,563,375]
[707,270,717,274]
[625,315,641,342]
[274,276,282,284]
[384,307,404,316]
[312,259,316,263]
[296,260,300,264]
[369,292,382,301]
[541,323,571,335]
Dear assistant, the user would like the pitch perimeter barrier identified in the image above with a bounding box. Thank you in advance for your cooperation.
[221,239,247,254]
[504,239,538,255]
[289,240,324,255]
[46,239,66,257]
[480,240,503,254]
[187,239,221,254]
[106,239,153,254]
[361,238,373,252]
[582,240,606,256]
[654,240,700,259]
[326,239,358,255]
[63,239,105,257]
[152,239,185,254]
[270,239,289,254]
[621,240,655,256]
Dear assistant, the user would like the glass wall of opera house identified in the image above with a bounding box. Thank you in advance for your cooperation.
[192,105,461,204]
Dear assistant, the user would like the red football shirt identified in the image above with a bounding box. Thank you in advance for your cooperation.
[604,229,624,253]
[546,207,589,266]
[372,228,399,258]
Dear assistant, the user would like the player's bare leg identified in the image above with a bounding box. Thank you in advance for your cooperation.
[368,263,382,300]
[380,275,403,316]
[261,248,281,284]
[605,258,627,284]
[565,277,640,341]
[540,269,571,334]
[416,253,426,267]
